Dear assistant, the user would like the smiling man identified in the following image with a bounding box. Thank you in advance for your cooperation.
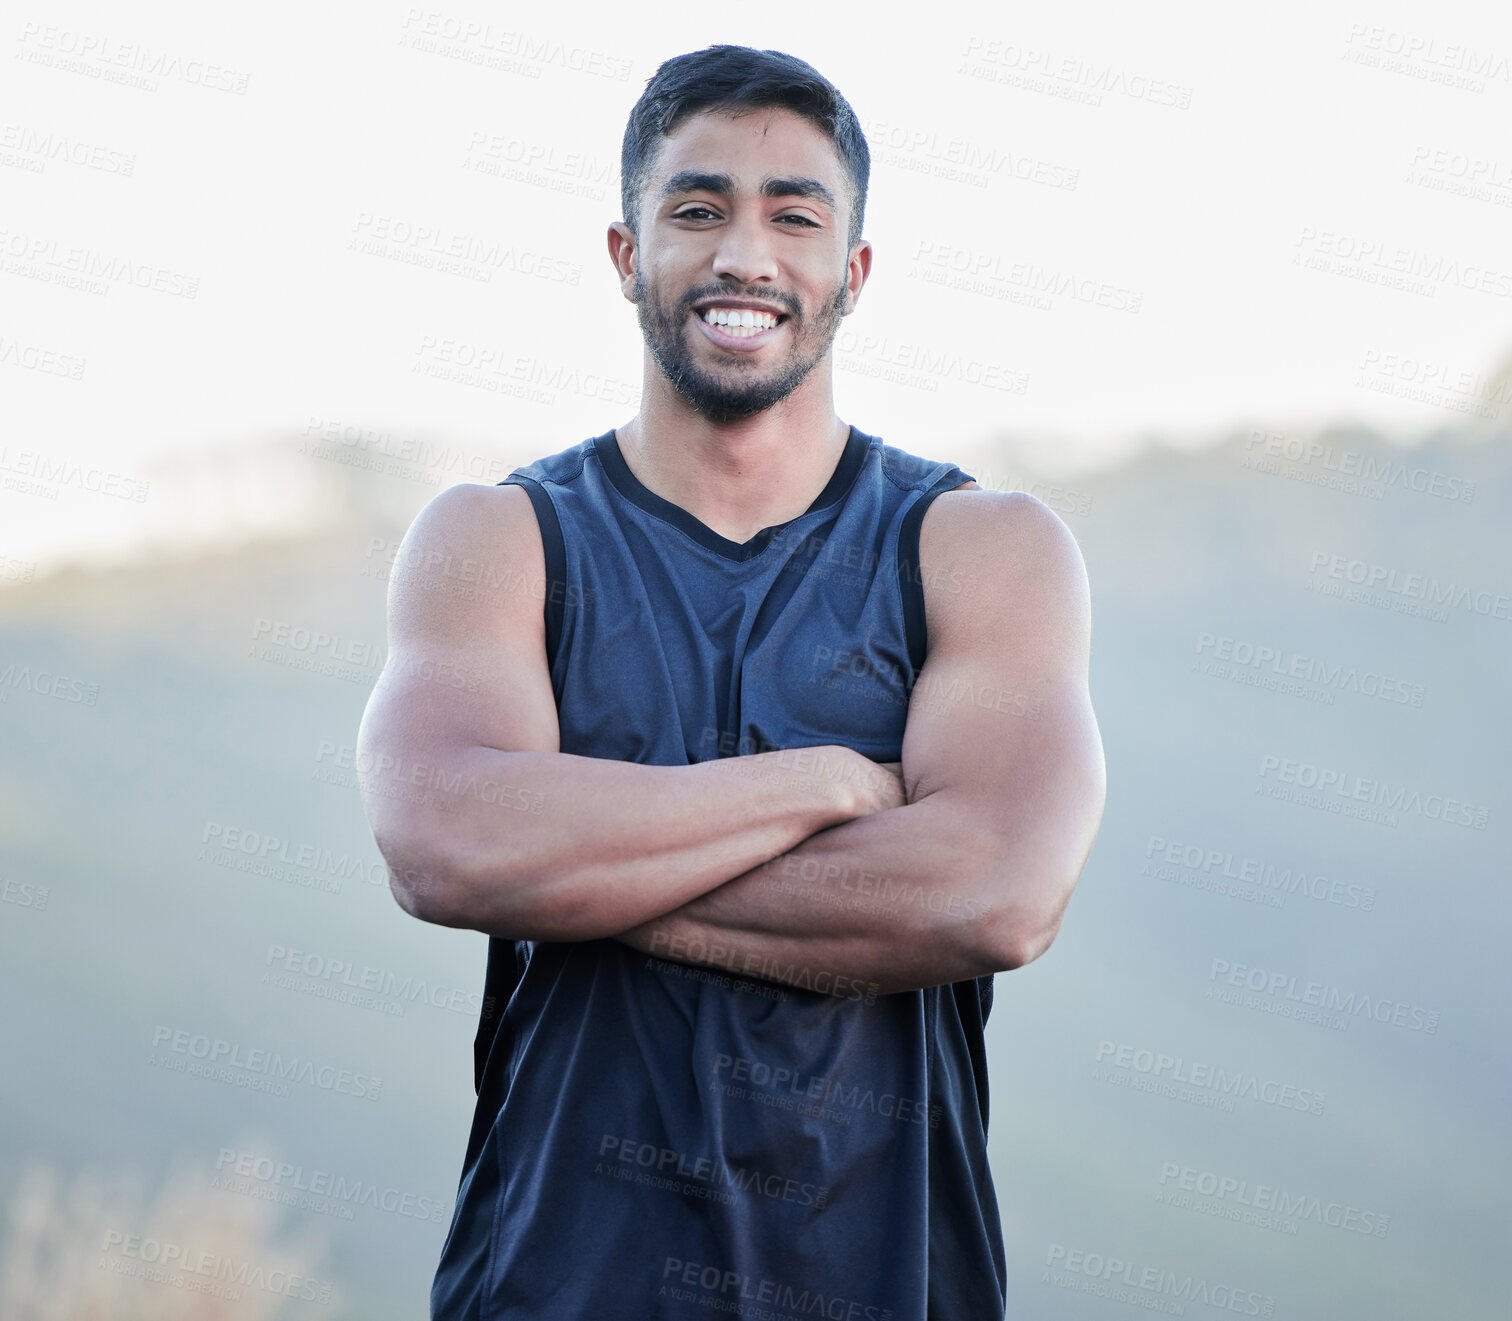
[357,44,1105,1321]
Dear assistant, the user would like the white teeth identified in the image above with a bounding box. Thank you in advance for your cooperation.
[700,307,779,333]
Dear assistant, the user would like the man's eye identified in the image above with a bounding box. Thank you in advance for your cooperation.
[778,215,820,227]
[675,206,719,221]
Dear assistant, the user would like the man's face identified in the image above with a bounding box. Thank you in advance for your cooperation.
[620,106,867,422]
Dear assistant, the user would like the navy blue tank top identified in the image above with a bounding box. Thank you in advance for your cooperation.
[430,426,1007,1320]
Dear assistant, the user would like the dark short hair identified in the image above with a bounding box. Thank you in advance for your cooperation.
[620,45,870,250]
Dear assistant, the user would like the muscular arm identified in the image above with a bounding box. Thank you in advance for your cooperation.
[611,488,1108,994]
[356,482,899,941]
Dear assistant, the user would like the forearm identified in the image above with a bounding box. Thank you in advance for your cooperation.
[363,742,879,941]
[614,789,1012,995]
[614,656,1109,995]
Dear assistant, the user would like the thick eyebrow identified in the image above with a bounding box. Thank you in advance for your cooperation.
[660,171,837,213]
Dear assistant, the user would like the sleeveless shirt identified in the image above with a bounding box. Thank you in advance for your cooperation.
[429,425,1007,1320]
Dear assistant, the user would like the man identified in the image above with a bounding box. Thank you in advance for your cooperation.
[357,44,1105,1321]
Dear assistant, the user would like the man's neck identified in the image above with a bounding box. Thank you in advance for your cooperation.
[615,377,852,545]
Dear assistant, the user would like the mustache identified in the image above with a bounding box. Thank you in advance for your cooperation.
[680,287,798,318]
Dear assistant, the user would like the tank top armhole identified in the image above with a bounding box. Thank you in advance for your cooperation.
[500,474,566,674]
[896,466,975,673]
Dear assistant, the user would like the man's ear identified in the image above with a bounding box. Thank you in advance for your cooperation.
[608,221,638,301]
[844,238,873,314]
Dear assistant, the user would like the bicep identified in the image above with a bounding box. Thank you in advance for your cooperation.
[900,492,1105,922]
[357,482,560,824]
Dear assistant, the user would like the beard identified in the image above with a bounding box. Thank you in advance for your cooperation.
[632,267,848,423]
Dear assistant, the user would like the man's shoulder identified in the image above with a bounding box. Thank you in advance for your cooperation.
[413,477,533,529]
[916,486,1090,637]
[870,436,974,492]
[504,432,603,488]
[921,483,1075,555]
[396,481,544,590]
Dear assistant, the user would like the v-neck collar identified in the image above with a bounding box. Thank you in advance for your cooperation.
[592,425,871,562]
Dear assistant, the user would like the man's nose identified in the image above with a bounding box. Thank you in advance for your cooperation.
[711,213,780,286]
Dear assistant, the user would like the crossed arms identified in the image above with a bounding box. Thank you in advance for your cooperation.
[356,478,1105,995]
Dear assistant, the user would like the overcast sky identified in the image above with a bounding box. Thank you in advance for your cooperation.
[3,0,1509,570]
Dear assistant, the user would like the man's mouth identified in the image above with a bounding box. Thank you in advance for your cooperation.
[694,304,788,341]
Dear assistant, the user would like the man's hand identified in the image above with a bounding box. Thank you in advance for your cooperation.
[874,761,907,807]
[610,489,1107,994]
